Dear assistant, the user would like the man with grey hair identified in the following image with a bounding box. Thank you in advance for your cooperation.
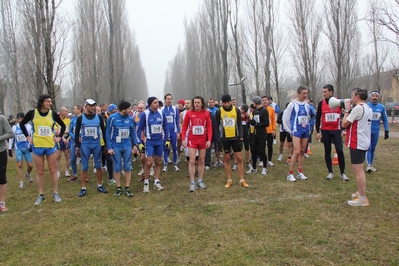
[247,96,269,175]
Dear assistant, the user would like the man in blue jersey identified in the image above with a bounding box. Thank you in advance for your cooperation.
[161,93,181,172]
[106,101,138,197]
[137,97,169,193]
[366,91,389,173]
[283,86,313,182]
[67,105,82,182]
[12,112,34,188]
[74,99,108,197]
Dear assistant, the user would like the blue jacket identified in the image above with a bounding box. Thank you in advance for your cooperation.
[106,112,137,149]
[367,102,389,133]
[137,108,169,144]
[161,105,180,133]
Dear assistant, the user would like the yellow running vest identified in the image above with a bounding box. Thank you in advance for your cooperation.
[220,106,238,139]
[33,109,55,148]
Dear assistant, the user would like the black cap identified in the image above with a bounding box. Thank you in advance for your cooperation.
[221,94,232,103]
[17,112,25,118]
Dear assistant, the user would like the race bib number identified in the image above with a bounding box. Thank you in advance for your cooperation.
[298,116,308,124]
[325,113,338,122]
[38,126,51,137]
[253,115,260,123]
[151,124,162,134]
[192,125,204,135]
[16,134,27,142]
[223,118,235,127]
[119,129,130,139]
[166,116,173,123]
[85,127,98,138]
[372,112,381,121]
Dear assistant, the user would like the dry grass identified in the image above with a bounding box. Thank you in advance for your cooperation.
[1,129,399,265]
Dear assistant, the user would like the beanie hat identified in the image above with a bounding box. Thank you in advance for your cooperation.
[147,96,157,106]
[253,96,262,105]
[118,101,131,111]
[178,99,185,105]
[221,94,232,103]
[108,104,117,113]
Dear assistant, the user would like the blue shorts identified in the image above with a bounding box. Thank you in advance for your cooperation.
[32,147,57,157]
[292,128,310,139]
[80,143,102,171]
[57,138,71,150]
[145,139,163,157]
[16,149,33,163]
[112,147,132,172]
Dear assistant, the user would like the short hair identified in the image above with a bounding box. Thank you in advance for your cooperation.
[297,85,308,93]
[100,103,108,107]
[208,98,214,102]
[352,87,368,101]
[268,96,273,101]
[75,104,83,113]
[241,104,249,112]
[192,96,206,110]
[164,93,172,100]
[323,84,334,93]
[261,95,268,100]
[36,94,52,110]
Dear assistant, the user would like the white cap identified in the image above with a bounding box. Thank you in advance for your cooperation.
[85,99,96,106]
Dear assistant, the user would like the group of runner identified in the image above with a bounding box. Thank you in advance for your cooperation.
[0,84,390,211]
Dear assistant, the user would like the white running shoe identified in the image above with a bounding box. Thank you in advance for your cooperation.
[287,174,296,182]
[261,168,268,175]
[137,168,144,176]
[162,166,168,172]
[326,172,334,180]
[247,163,253,171]
[205,166,210,171]
[93,168,97,174]
[341,173,349,181]
[232,164,237,171]
[197,182,207,189]
[297,172,307,180]
[102,166,108,172]
[273,139,277,144]
[304,153,310,158]
[19,181,25,189]
[65,170,70,177]
[267,161,275,167]
[246,169,257,174]
[174,165,180,171]
[57,171,61,178]
[154,181,164,191]
[143,183,150,193]
[277,155,283,162]
[167,158,172,164]
[189,184,196,192]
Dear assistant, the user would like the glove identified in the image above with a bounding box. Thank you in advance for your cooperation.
[8,150,13,157]
[138,143,145,153]
[164,140,171,150]
[249,119,256,126]
[384,131,389,140]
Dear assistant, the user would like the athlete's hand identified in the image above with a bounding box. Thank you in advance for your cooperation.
[164,140,171,150]
[205,141,211,149]
[316,133,321,140]
[54,136,61,143]
[384,131,389,140]
[8,150,13,157]
[249,119,256,126]
[138,143,145,153]
[27,136,32,145]
[75,147,80,158]
[182,140,187,148]
[107,149,114,155]
[132,145,138,155]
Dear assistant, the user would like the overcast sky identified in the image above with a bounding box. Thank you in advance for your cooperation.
[126,0,201,99]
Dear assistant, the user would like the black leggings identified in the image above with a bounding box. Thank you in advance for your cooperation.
[0,150,7,184]
[266,133,274,161]
[252,134,267,169]
[321,130,345,174]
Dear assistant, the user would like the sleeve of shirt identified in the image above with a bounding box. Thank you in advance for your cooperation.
[99,115,106,146]
[283,103,293,134]
[175,108,181,133]
[137,113,145,144]
[0,116,13,141]
[74,116,82,148]
[163,113,169,143]
[69,119,75,140]
[236,108,243,139]
[20,110,34,137]
[315,101,323,133]
[130,117,137,146]
[53,113,66,138]
[106,116,113,149]
[381,106,389,131]
[206,112,212,141]
[346,105,363,124]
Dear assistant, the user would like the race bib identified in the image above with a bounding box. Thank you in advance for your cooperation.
[298,116,308,124]
[38,126,51,137]
[253,115,260,123]
[325,113,338,122]
[372,112,381,121]
[223,118,235,127]
[192,125,204,135]
[119,129,130,139]
[166,116,173,123]
[16,134,27,142]
[85,127,98,138]
[151,124,162,134]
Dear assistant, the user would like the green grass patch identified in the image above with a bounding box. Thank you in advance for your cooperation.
[1,130,399,265]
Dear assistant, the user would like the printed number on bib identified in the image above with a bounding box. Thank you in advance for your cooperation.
[193,126,204,135]
[372,112,381,121]
[325,113,338,122]
[85,127,97,137]
[298,116,308,127]
[119,129,129,139]
[253,115,260,123]
[16,134,27,142]
[223,118,235,127]
[166,116,173,123]
[38,126,51,137]
[151,124,162,134]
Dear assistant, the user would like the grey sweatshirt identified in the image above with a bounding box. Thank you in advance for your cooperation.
[0,115,13,152]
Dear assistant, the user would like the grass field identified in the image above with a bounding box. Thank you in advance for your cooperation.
[1,126,399,265]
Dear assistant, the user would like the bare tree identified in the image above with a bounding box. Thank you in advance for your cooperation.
[373,0,399,45]
[288,0,323,101]
[324,0,361,98]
